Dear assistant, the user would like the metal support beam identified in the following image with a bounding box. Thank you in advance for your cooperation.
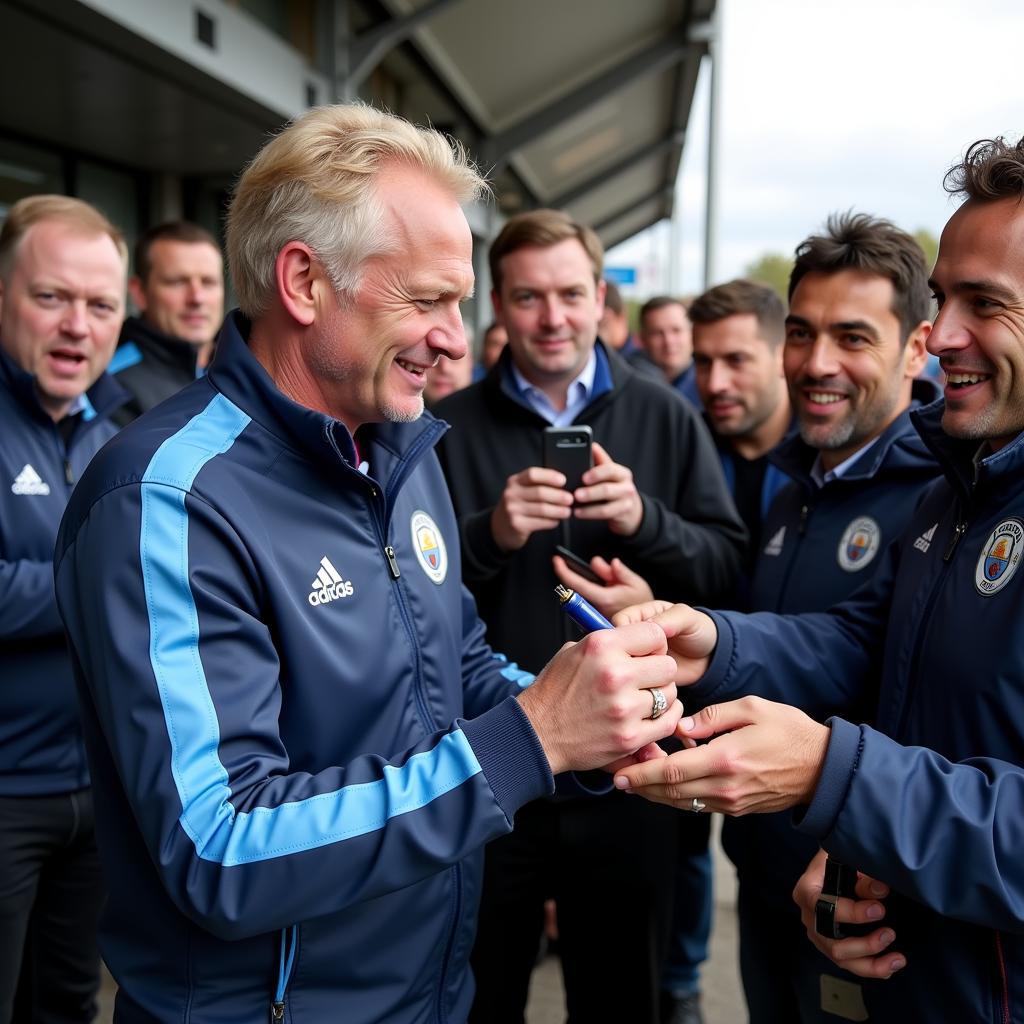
[548,133,684,210]
[592,185,673,236]
[703,0,723,289]
[481,30,697,169]
[336,0,460,98]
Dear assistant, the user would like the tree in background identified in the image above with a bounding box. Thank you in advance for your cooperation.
[743,252,793,301]
[913,228,939,271]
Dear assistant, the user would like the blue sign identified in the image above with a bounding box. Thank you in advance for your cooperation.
[604,266,636,285]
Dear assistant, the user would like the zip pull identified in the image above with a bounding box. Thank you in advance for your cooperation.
[270,925,297,1022]
[943,520,967,562]
[798,504,810,535]
[64,459,74,485]
[385,545,401,579]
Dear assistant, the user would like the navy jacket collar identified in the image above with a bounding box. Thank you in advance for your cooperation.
[912,397,1024,502]
[0,345,128,427]
[770,378,941,489]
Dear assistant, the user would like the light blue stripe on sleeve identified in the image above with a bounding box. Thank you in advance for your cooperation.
[494,653,535,690]
[140,393,482,866]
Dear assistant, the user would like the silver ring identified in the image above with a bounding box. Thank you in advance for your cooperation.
[690,797,706,813]
[648,688,668,720]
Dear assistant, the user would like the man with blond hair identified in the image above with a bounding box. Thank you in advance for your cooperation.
[0,194,128,1023]
[54,105,682,1023]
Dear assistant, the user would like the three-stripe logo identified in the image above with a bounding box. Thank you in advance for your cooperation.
[308,556,355,606]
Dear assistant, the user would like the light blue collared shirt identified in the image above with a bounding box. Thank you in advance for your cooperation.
[510,351,598,427]
[809,434,883,488]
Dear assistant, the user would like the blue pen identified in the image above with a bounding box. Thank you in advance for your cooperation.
[555,584,613,633]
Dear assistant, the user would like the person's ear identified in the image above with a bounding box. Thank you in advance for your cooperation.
[903,321,931,379]
[127,276,146,313]
[274,242,319,327]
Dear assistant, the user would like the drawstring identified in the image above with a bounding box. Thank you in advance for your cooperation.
[271,926,298,1021]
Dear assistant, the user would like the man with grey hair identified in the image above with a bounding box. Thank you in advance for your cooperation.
[54,104,681,1024]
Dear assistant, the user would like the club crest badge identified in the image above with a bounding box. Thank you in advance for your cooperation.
[837,516,881,573]
[975,518,1024,596]
[410,510,447,584]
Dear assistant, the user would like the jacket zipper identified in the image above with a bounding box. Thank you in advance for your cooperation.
[770,497,813,612]
[325,423,462,1020]
[435,862,463,1024]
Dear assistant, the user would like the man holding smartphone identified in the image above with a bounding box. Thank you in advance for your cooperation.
[435,209,745,1024]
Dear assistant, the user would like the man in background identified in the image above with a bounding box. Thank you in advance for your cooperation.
[0,195,128,1023]
[599,279,660,378]
[426,345,475,406]
[640,295,701,405]
[109,220,224,423]
[690,278,792,578]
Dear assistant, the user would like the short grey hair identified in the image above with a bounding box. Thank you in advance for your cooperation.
[227,103,487,318]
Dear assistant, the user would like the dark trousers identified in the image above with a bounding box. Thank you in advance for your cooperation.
[737,882,846,1024]
[660,812,713,997]
[0,789,105,1024]
[469,791,678,1024]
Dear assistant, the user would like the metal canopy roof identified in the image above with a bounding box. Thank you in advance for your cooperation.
[0,0,714,249]
[378,0,715,247]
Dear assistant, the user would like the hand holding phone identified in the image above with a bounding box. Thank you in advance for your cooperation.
[554,545,603,585]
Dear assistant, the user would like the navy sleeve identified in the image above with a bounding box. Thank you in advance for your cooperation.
[685,538,900,719]
[55,481,552,942]
[798,721,1024,933]
[457,585,538,718]
[0,557,63,639]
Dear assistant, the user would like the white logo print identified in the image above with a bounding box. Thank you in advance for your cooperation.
[913,523,938,554]
[12,464,50,496]
[763,526,786,557]
[308,556,355,606]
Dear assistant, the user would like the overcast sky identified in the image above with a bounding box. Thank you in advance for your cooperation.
[607,0,1023,296]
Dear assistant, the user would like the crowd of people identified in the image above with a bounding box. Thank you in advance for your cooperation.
[2,100,1024,1024]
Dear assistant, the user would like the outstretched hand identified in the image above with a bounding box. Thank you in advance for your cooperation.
[612,695,830,815]
[613,602,717,686]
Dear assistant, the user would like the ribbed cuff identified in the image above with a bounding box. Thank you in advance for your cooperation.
[683,609,734,706]
[795,716,861,839]
[460,696,554,820]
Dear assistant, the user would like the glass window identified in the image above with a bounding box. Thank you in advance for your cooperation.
[77,160,139,255]
[0,136,63,222]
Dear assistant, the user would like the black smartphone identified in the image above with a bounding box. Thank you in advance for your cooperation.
[554,545,603,585]
[542,425,593,493]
